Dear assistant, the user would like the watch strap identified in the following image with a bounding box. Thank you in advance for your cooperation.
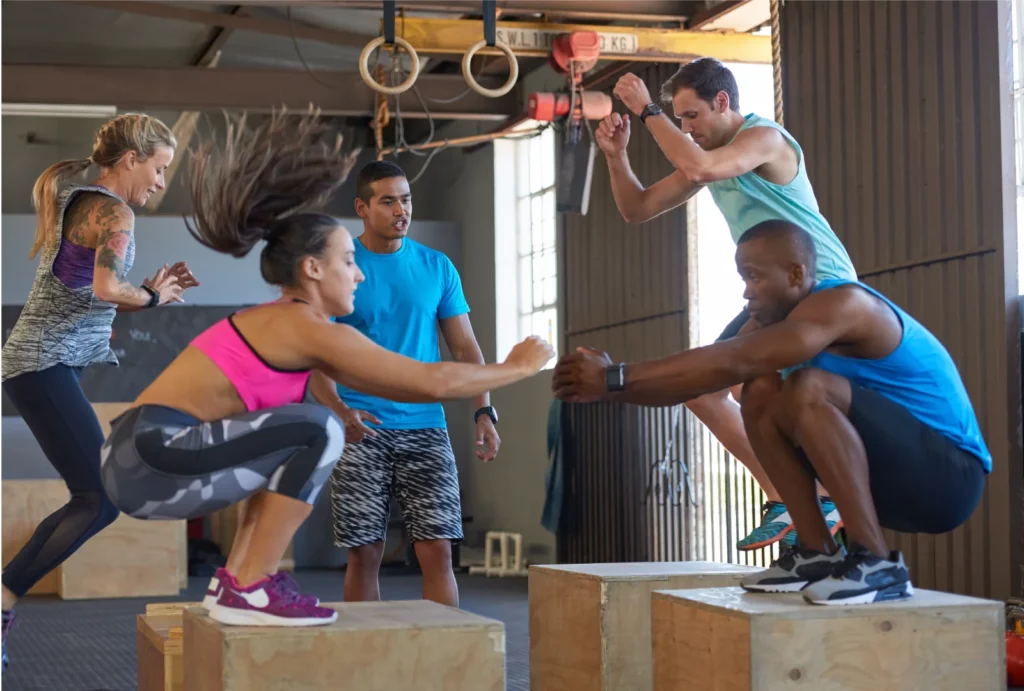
[474,406,498,425]
[639,103,662,124]
[141,284,160,308]
[606,363,626,392]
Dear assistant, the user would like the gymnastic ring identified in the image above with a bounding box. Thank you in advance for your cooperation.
[462,39,519,98]
[359,36,420,95]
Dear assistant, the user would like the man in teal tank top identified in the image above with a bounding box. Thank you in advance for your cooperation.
[551,220,990,606]
[598,57,856,551]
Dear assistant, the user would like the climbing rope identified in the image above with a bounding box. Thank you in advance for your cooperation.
[770,0,784,127]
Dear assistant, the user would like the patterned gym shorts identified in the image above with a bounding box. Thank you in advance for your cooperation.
[329,428,463,547]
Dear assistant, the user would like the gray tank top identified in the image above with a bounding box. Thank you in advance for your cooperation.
[1,184,136,382]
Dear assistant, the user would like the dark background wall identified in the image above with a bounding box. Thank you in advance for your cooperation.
[781,0,1023,599]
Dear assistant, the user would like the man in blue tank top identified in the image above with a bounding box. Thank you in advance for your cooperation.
[311,161,500,608]
[552,220,990,606]
[598,58,857,551]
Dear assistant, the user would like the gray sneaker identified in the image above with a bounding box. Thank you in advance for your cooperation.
[740,546,847,593]
[803,548,912,606]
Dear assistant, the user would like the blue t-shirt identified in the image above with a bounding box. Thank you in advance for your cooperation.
[787,279,992,473]
[334,237,470,429]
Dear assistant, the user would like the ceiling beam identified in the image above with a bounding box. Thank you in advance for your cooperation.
[69,1,369,47]
[686,0,756,30]
[2,65,516,121]
[148,6,245,212]
[112,0,688,17]
[384,17,772,63]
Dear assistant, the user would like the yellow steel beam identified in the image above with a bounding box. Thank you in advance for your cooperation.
[385,17,771,64]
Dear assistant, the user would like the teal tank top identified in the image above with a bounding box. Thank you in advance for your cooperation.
[706,113,857,282]
[790,279,992,472]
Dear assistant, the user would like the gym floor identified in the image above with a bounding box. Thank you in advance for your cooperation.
[2,568,530,691]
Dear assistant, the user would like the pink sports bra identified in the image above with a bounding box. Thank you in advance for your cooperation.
[190,302,312,412]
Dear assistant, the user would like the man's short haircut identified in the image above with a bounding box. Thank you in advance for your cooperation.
[357,160,407,202]
[737,219,818,275]
[660,57,741,112]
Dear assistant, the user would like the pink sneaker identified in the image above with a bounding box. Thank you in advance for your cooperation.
[209,572,337,627]
[202,568,234,610]
[203,569,318,611]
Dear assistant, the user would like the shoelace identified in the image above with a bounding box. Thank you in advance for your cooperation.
[265,576,302,606]
[830,550,869,578]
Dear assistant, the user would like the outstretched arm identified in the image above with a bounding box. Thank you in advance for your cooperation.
[553,291,858,405]
[302,316,553,403]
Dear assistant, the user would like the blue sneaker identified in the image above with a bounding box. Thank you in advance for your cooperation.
[781,496,844,548]
[803,548,913,606]
[737,501,793,550]
[2,610,15,675]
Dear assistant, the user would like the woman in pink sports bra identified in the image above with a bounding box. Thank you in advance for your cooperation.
[100,110,554,629]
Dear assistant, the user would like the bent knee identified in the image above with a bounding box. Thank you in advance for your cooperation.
[740,374,782,408]
[781,368,851,412]
[685,389,731,416]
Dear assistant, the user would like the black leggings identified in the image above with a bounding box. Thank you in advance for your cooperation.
[1,365,119,598]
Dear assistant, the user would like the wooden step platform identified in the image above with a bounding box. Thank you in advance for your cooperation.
[183,600,506,691]
[137,603,201,691]
[529,561,759,691]
[652,586,1006,691]
[1,479,186,599]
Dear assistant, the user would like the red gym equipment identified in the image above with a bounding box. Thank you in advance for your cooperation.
[1008,600,1024,687]
[526,30,612,142]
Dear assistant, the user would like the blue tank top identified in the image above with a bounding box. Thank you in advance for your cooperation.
[706,114,857,282]
[792,279,991,472]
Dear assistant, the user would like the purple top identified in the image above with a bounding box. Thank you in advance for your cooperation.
[52,238,95,290]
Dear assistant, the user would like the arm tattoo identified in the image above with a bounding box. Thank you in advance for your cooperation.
[89,196,149,304]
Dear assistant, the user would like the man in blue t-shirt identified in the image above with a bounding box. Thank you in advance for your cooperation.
[597,58,857,551]
[552,220,990,606]
[315,161,498,607]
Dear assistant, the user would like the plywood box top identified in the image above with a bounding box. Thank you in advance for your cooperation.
[188,600,506,638]
[653,586,1003,621]
[138,614,184,654]
[531,561,759,582]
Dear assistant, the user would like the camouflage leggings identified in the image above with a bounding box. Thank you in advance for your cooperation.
[100,403,344,520]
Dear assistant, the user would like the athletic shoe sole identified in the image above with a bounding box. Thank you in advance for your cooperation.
[805,581,914,606]
[741,579,811,593]
[208,604,338,627]
[736,523,794,551]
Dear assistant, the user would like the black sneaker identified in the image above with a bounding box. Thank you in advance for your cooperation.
[802,548,912,606]
[2,610,15,675]
[740,546,847,593]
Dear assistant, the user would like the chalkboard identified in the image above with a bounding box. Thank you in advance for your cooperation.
[2,305,242,415]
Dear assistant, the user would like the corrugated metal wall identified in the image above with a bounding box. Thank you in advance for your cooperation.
[781,0,1024,599]
[559,62,690,564]
[559,62,774,568]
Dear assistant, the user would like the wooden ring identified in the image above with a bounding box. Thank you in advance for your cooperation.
[461,39,519,98]
[359,36,420,95]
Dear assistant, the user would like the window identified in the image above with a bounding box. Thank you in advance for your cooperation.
[494,127,559,364]
[1012,0,1024,294]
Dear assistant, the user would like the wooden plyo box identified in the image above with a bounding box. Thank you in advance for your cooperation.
[652,586,1007,691]
[183,600,506,691]
[137,603,202,691]
[529,561,760,691]
[1,479,185,599]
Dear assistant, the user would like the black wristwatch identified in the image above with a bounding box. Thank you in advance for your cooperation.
[474,406,498,425]
[639,103,663,124]
[606,363,626,392]
[141,284,160,308]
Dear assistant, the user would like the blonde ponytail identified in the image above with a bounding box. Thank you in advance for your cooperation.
[29,158,92,259]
